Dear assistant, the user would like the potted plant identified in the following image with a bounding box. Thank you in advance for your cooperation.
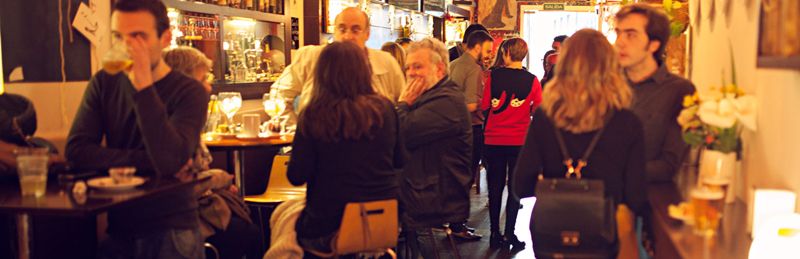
[677,65,756,202]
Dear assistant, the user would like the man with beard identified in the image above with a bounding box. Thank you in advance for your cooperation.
[397,38,473,257]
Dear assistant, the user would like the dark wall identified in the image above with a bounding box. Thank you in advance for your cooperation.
[1,0,92,83]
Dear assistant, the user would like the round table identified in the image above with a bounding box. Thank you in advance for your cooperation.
[203,135,293,195]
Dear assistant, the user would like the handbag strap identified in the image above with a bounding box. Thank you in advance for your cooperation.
[552,111,614,179]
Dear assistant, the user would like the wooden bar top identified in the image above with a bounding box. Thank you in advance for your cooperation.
[649,183,752,259]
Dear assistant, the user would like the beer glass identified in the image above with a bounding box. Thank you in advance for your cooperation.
[102,42,133,74]
[690,187,725,236]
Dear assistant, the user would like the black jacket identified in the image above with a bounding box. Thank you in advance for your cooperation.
[396,77,473,228]
[0,93,36,146]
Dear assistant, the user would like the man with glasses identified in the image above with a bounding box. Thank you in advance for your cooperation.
[271,7,406,131]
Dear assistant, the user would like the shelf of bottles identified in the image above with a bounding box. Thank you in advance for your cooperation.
[222,18,286,83]
[168,8,286,87]
[180,0,284,15]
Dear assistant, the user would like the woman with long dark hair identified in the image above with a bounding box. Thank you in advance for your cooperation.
[480,37,542,250]
[287,41,404,254]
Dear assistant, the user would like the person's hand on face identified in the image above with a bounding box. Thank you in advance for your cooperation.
[399,77,426,104]
[127,35,155,91]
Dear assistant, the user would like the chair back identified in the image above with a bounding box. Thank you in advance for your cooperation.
[266,155,297,191]
[334,199,398,255]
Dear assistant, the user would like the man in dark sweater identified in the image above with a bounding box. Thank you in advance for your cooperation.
[65,1,208,258]
[614,4,696,183]
[398,38,473,258]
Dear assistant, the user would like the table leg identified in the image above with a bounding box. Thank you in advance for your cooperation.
[16,213,30,259]
[233,150,245,196]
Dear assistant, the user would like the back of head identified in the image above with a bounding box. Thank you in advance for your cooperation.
[615,3,671,64]
[113,0,170,36]
[163,47,212,79]
[462,24,488,42]
[465,31,493,49]
[490,39,511,69]
[381,42,406,70]
[301,42,386,142]
[553,35,568,44]
[395,37,412,45]
[542,29,631,133]
[504,38,528,62]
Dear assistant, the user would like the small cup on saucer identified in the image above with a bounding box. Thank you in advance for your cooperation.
[109,167,136,184]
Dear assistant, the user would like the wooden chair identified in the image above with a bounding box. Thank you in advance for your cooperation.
[308,199,399,259]
[243,155,306,204]
[244,155,306,254]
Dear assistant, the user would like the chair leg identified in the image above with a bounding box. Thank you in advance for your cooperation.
[429,228,441,259]
[204,242,220,259]
[445,227,462,259]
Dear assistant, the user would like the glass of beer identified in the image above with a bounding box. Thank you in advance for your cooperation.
[690,187,725,236]
[15,147,50,198]
[102,42,133,74]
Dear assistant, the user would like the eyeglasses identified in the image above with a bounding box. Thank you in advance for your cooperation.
[336,25,364,35]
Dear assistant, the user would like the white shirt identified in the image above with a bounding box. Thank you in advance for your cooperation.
[271,45,406,131]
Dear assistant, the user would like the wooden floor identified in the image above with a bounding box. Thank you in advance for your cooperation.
[442,171,537,259]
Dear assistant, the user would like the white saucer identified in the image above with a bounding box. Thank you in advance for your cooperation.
[87,176,146,191]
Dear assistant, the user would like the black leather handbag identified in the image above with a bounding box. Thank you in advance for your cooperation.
[532,117,619,259]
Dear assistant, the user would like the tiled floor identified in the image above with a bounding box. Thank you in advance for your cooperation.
[439,171,537,259]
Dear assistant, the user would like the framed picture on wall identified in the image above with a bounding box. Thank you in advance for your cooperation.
[478,0,519,30]
[757,0,800,69]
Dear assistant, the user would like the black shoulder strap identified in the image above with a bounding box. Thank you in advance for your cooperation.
[552,110,615,179]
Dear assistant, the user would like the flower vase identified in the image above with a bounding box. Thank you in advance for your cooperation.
[699,149,737,203]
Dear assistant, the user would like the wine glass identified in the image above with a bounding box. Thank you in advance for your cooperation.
[262,93,285,136]
[218,92,242,133]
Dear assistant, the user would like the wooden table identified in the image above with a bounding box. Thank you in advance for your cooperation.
[0,175,199,259]
[648,183,752,259]
[204,135,292,195]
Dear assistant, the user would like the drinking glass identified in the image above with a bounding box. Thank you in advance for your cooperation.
[262,93,285,135]
[690,187,725,236]
[218,92,242,133]
[15,147,50,197]
[102,41,133,75]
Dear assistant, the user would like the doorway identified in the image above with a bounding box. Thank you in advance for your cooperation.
[520,8,599,78]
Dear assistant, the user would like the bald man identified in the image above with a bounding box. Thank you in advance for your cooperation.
[271,7,406,131]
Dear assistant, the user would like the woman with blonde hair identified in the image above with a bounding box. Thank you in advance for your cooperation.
[512,29,647,257]
[381,42,406,74]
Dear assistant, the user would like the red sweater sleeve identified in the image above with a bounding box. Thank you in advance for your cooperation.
[481,73,492,111]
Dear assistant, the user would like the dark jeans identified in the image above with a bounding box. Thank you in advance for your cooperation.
[472,125,484,183]
[404,228,458,259]
[485,145,521,235]
[98,227,204,259]
[206,216,260,259]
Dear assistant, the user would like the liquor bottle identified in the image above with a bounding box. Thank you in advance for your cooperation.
[205,95,222,134]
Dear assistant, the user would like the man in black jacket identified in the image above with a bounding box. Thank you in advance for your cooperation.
[397,38,473,258]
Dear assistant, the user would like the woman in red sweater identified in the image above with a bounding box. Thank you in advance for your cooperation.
[480,37,542,250]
